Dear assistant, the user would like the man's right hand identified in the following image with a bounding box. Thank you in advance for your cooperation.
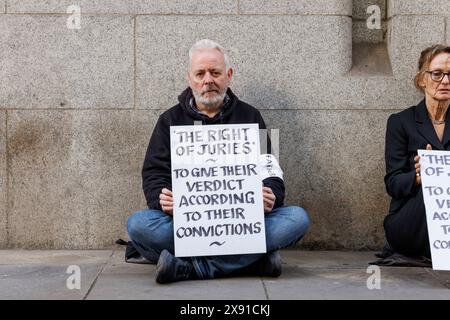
[159,188,173,216]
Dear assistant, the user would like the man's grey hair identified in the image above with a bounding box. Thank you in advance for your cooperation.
[188,39,231,71]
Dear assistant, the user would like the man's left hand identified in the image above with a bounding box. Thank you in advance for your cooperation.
[263,186,276,214]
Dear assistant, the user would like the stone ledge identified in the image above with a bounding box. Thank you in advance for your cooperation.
[348,43,392,76]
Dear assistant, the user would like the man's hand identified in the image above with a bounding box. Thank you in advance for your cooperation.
[414,144,432,186]
[159,188,173,216]
[263,186,276,214]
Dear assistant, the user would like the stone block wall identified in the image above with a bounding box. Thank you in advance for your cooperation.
[0,0,449,249]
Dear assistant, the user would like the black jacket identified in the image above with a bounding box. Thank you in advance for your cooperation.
[385,99,450,214]
[142,87,285,211]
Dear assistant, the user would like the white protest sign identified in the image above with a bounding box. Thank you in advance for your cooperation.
[419,149,450,270]
[170,123,266,257]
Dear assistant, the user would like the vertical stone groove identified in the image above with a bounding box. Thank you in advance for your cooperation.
[5,111,9,248]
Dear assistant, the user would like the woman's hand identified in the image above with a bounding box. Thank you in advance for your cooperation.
[414,144,432,185]
[159,188,173,216]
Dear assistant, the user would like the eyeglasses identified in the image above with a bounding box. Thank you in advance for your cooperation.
[426,70,450,82]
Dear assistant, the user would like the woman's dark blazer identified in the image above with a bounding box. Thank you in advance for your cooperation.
[385,99,450,214]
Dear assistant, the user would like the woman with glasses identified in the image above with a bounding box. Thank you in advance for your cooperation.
[384,44,450,259]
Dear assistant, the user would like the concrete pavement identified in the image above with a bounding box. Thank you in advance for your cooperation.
[0,248,449,300]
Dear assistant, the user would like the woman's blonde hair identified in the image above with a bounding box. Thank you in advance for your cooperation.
[414,44,450,91]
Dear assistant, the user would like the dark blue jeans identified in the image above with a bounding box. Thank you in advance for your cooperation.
[127,205,310,279]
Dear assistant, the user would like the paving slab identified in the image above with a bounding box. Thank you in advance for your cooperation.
[87,251,267,300]
[0,250,112,265]
[0,250,112,300]
[1,250,449,300]
[263,266,450,300]
[427,269,450,289]
[280,250,377,269]
[264,251,450,300]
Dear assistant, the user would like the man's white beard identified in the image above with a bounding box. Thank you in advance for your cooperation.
[192,88,227,108]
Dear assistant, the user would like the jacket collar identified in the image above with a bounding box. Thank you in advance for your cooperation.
[415,99,450,149]
[178,87,238,124]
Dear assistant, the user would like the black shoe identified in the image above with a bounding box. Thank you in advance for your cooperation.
[155,250,197,284]
[257,250,282,277]
[232,250,282,278]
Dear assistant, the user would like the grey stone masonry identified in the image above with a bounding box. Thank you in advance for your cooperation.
[0,112,6,248]
[388,0,450,17]
[354,0,386,20]
[239,0,352,15]
[0,0,449,249]
[0,15,134,109]
[387,15,445,80]
[7,0,238,14]
[136,15,352,110]
[353,0,387,44]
